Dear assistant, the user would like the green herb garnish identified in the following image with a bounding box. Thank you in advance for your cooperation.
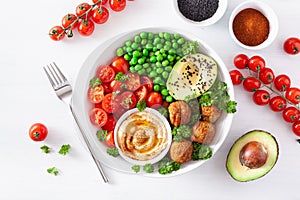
[158,158,181,175]
[172,125,192,142]
[181,40,199,56]
[107,147,119,157]
[47,167,59,176]
[89,77,102,87]
[136,100,146,111]
[58,144,71,156]
[192,142,212,160]
[96,130,107,142]
[40,145,51,153]
[114,72,128,82]
[131,165,140,173]
[143,163,154,173]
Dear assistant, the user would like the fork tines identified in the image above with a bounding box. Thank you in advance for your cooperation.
[43,62,70,89]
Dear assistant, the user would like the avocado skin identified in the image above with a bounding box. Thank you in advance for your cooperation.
[226,129,279,182]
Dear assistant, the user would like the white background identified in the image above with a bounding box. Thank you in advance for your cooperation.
[1,0,300,199]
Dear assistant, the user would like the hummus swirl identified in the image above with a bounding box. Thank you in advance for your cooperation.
[116,110,169,161]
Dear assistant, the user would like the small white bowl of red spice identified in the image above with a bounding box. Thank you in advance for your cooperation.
[229,0,279,50]
[173,0,228,26]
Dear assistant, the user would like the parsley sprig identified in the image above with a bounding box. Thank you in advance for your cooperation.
[58,144,71,156]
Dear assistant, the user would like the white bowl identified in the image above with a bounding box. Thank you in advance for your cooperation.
[229,0,279,50]
[72,27,234,177]
[173,0,228,26]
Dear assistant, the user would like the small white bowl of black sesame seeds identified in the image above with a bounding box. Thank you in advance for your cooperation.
[173,0,228,26]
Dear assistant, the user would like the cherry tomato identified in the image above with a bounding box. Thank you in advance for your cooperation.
[292,121,300,136]
[76,3,92,18]
[146,92,163,108]
[123,72,140,91]
[87,85,105,104]
[102,93,119,113]
[120,91,137,109]
[89,108,108,127]
[269,96,287,112]
[282,107,299,123]
[243,77,261,92]
[105,131,115,147]
[102,83,113,93]
[234,54,248,69]
[274,74,291,92]
[96,65,115,83]
[77,19,95,36]
[134,85,148,101]
[91,6,109,24]
[285,87,300,105]
[102,114,116,132]
[283,37,300,55]
[252,90,270,105]
[140,75,154,91]
[109,0,126,12]
[62,14,78,29]
[229,69,243,85]
[259,67,275,84]
[110,56,129,74]
[247,55,265,72]
[109,80,123,92]
[49,26,65,41]
[93,0,108,5]
[29,123,48,141]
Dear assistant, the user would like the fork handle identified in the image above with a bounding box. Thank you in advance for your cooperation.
[69,105,109,183]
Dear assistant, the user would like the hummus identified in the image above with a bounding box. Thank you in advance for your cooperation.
[115,109,170,162]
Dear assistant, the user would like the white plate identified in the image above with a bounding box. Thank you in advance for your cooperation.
[72,27,234,177]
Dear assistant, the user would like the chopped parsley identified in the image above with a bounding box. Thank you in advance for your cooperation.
[107,147,119,157]
[40,145,51,153]
[136,100,146,111]
[58,144,71,156]
[192,142,212,160]
[181,40,199,56]
[143,163,154,173]
[114,72,128,82]
[172,125,192,142]
[96,130,107,142]
[131,165,141,173]
[47,167,59,176]
[89,77,102,87]
[158,158,181,175]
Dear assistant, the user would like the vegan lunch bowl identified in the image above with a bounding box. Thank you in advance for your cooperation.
[72,27,236,177]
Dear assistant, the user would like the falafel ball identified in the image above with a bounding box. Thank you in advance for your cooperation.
[191,121,216,144]
[169,140,193,163]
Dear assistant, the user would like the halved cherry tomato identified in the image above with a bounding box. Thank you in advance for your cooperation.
[29,123,48,141]
[259,67,275,84]
[76,3,92,18]
[282,107,299,123]
[146,92,163,108]
[283,37,300,55]
[91,6,109,24]
[105,130,115,147]
[120,91,137,109]
[274,74,291,92]
[292,121,300,136]
[89,108,108,127]
[49,26,65,41]
[269,96,287,112]
[234,54,248,69]
[252,90,270,105]
[101,83,113,93]
[87,85,104,103]
[140,75,153,91]
[109,80,123,92]
[110,57,129,74]
[247,55,265,72]
[229,69,243,85]
[102,93,119,113]
[123,72,140,91]
[243,77,261,92]
[285,87,300,105]
[77,19,95,36]
[62,14,78,29]
[109,0,126,12]
[102,114,116,132]
[134,85,148,101]
[96,65,115,83]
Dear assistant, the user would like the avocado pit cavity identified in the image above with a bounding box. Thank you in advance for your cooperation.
[239,141,268,169]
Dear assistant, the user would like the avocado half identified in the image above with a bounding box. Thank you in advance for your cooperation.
[226,130,279,182]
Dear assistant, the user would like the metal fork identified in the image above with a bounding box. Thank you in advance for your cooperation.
[43,62,109,183]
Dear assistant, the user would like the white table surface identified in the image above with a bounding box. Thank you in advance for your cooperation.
[1,0,300,199]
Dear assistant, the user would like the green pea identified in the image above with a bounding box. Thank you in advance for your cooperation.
[149,56,157,63]
[116,48,124,56]
[130,66,136,72]
[134,64,142,71]
[137,69,146,75]
[158,32,164,38]
[153,77,162,84]
[142,49,149,56]
[161,88,169,96]
[131,42,138,50]
[164,45,171,51]
[153,38,161,45]
[153,85,160,91]
[165,95,173,103]
[148,32,154,40]
[146,68,152,73]
[168,48,176,55]
[162,60,169,67]
[146,43,153,50]
[164,32,171,40]
[172,42,179,49]
[140,32,148,39]
[165,66,173,72]
[177,38,185,45]
[125,40,132,47]
[162,71,169,79]
[149,71,157,78]
[156,68,163,74]
[130,57,138,65]
[167,55,175,62]
[155,61,162,68]
[133,50,141,58]
[134,36,141,43]
[156,43,163,50]
[156,54,163,61]
[174,33,180,39]
[143,63,150,68]
[124,54,131,61]
[138,57,145,65]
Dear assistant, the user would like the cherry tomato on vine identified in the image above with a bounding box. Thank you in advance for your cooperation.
[96,65,115,83]
[247,55,265,72]
[89,108,108,127]
[283,37,300,55]
[229,70,243,85]
[285,87,300,105]
[29,123,48,141]
[62,14,78,29]
[76,3,92,18]
[91,6,109,24]
[274,74,291,92]
[253,90,270,106]
[233,54,248,69]
[109,0,126,12]
[110,56,129,74]
[292,121,300,136]
[269,96,287,112]
[78,20,95,36]
[49,26,65,41]
[259,67,275,84]
[93,0,108,5]
[243,77,261,92]
[282,107,299,123]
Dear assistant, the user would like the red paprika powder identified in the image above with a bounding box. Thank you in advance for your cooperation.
[233,8,269,46]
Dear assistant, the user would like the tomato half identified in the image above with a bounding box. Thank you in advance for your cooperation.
[123,72,140,91]
[140,75,154,91]
[96,65,115,83]
[292,121,300,136]
[252,90,270,105]
[234,54,248,69]
[110,56,129,74]
[109,80,123,92]
[62,14,78,30]
[285,87,300,105]
[274,74,291,92]
[29,123,48,141]
[102,114,117,132]
[269,96,287,112]
[105,130,115,147]
[282,107,299,123]
[89,108,108,127]
[229,69,243,85]
[243,77,261,92]
[102,93,119,113]
[146,92,163,108]
[134,85,148,101]
[77,19,95,36]
[91,6,109,24]
[120,91,137,109]
[49,26,65,41]
[109,0,126,12]
[247,55,265,72]
[283,37,300,55]
[259,68,275,84]
[87,85,104,103]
